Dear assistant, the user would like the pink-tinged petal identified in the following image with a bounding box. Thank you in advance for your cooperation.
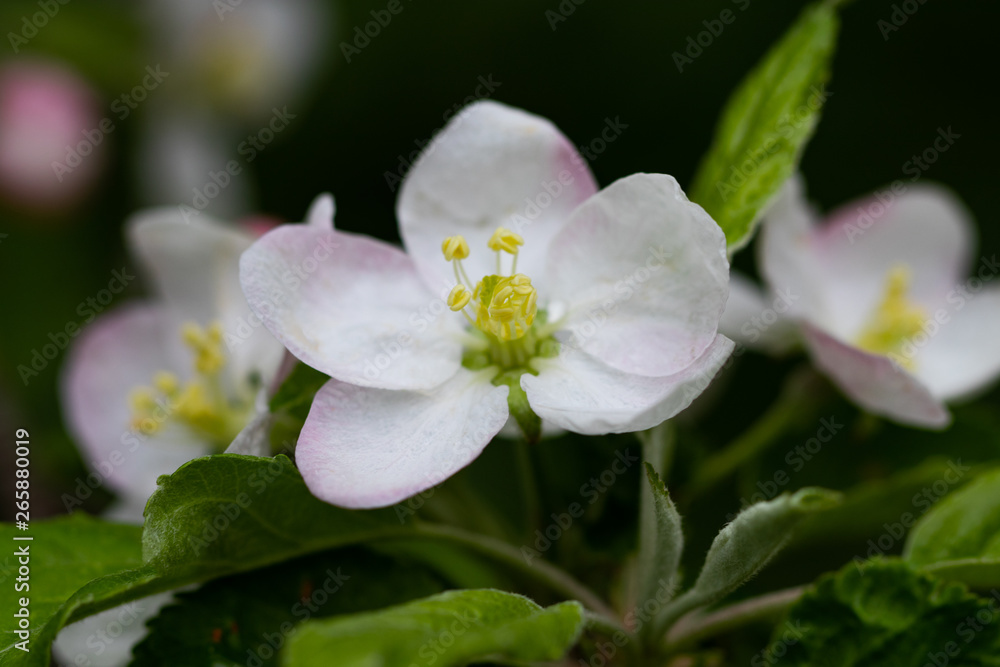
[764,182,976,341]
[522,335,734,435]
[60,303,212,501]
[719,272,799,354]
[127,209,286,388]
[306,192,336,229]
[911,286,1000,400]
[547,173,729,377]
[239,225,463,390]
[758,175,830,327]
[297,371,509,508]
[398,100,597,292]
[801,323,949,428]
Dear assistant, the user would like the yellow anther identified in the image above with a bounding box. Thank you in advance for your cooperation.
[475,274,538,341]
[856,265,927,366]
[182,321,226,375]
[128,320,251,448]
[447,285,472,311]
[487,227,524,255]
[442,235,470,261]
[129,388,158,413]
[154,371,179,395]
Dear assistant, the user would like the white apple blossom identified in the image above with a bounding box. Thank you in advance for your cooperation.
[56,207,304,667]
[239,101,734,509]
[722,176,1000,428]
[61,208,300,519]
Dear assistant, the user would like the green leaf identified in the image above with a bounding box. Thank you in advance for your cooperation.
[688,2,839,251]
[637,463,684,617]
[775,559,1000,666]
[653,488,840,637]
[268,362,330,420]
[281,589,585,667]
[2,456,406,666]
[131,548,445,666]
[5,455,599,665]
[0,514,144,666]
[141,455,402,575]
[904,467,1000,589]
[691,487,840,604]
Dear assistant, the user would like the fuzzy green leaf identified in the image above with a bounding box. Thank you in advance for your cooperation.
[904,467,1000,589]
[688,2,839,251]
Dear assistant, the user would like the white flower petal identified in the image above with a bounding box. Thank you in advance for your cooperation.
[60,304,212,501]
[719,271,798,354]
[306,192,336,229]
[239,225,463,390]
[127,208,286,387]
[547,173,729,377]
[53,593,175,667]
[912,286,1000,400]
[522,335,734,435]
[758,175,830,327]
[801,323,949,428]
[398,100,597,292]
[296,371,509,508]
[763,181,975,341]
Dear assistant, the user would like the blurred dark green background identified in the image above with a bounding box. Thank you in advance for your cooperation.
[0,0,996,545]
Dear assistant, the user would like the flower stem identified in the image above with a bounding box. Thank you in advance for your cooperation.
[514,438,541,540]
[412,522,620,623]
[684,367,824,501]
[662,586,806,653]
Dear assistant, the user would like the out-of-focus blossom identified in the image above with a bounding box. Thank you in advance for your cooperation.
[61,209,292,520]
[135,0,332,217]
[722,177,1000,428]
[0,61,105,214]
[240,101,733,509]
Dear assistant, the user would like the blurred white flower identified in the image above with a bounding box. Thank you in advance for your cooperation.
[722,176,1000,428]
[135,0,332,216]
